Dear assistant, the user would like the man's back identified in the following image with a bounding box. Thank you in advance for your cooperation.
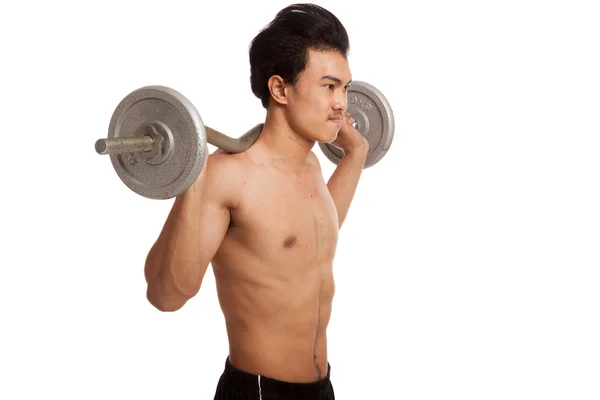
[209,143,339,383]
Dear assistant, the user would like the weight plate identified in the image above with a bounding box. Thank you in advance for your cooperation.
[319,80,395,168]
[107,86,206,199]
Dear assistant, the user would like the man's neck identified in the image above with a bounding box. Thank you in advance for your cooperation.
[253,108,315,170]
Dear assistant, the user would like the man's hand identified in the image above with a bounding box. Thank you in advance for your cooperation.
[331,111,369,156]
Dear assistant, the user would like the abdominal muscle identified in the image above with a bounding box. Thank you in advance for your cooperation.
[212,253,334,383]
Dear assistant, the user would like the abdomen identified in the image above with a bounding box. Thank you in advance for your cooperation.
[213,254,335,382]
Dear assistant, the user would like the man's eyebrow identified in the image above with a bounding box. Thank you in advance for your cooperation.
[321,75,352,86]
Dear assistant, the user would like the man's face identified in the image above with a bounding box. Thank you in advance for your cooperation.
[286,48,352,144]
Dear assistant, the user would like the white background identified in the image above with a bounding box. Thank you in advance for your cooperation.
[1,0,599,399]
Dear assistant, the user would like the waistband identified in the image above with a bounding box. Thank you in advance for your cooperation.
[221,356,331,396]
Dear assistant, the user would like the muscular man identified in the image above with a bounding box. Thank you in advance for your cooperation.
[144,4,368,399]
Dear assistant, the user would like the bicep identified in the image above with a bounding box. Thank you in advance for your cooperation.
[195,154,238,261]
[195,196,231,263]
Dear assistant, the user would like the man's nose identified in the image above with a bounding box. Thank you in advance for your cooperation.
[332,91,347,111]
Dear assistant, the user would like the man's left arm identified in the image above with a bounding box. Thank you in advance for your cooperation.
[326,112,369,228]
[327,143,368,228]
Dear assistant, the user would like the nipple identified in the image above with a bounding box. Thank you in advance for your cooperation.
[283,235,297,248]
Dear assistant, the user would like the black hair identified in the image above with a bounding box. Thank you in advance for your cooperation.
[249,3,350,109]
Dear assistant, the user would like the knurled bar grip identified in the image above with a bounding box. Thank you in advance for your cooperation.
[95,126,255,156]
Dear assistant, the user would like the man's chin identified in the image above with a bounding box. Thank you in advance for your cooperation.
[320,136,338,145]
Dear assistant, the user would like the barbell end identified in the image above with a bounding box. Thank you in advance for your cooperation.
[95,139,108,155]
[94,136,155,155]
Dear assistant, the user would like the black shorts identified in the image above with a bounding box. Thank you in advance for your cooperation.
[213,356,335,400]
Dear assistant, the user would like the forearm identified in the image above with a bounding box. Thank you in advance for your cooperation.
[145,189,207,310]
[326,146,368,228]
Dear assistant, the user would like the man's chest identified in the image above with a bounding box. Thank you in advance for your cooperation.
[230,172,339,264]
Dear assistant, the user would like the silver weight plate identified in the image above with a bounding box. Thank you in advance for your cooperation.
[107,86,206,199]
[319,80,395,168]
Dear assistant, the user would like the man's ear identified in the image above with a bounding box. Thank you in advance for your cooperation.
[267,75,289,105]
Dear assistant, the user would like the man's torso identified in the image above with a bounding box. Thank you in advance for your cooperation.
[211,149,338,383]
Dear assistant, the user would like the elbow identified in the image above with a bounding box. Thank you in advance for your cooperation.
[153,302,184,312]
[144,256,201,312]
[146,286,186,312]
[144,255,185,312]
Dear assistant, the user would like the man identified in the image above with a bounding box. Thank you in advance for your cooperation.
[144,3,368,399]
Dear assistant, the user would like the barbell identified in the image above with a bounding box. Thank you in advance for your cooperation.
[95,81,395,199]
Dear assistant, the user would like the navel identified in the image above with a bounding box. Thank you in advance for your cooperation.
[283,235,297,248]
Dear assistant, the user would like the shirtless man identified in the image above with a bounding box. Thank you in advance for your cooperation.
[144,4,368,399]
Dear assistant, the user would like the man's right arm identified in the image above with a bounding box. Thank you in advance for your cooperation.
[144,153,232,312]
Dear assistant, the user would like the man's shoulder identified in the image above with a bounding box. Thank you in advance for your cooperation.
[203,149,249,203]
[207,148,247,171]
